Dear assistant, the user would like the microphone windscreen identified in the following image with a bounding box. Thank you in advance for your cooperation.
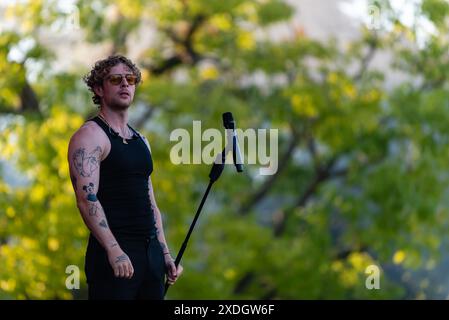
[223,112,235,129]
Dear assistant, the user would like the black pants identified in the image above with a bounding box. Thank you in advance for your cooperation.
[85,234,166,300]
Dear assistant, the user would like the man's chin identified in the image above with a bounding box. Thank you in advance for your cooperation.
[109,100,132,111]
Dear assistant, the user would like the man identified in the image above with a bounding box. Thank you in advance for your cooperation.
[68,55,182,299]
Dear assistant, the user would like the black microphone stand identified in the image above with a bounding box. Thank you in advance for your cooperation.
[164,148,227,296]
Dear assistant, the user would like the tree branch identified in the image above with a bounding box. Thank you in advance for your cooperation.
[239,125,300,215]
[353,34,378,82]
[273,155,347,237]
[112,22,127,54]
[133,104,156,130]
[233,271,255,295]
[145,14,207,75]
[19,81,40,114]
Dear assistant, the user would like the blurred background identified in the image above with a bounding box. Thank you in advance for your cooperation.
[1,0,449,299]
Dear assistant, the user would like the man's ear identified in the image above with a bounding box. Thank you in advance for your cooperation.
[93,85,103,98]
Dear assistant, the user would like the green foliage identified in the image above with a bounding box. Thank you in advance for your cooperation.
[421,0,449,26]
[1,0,449,300]
[256,0,293,26]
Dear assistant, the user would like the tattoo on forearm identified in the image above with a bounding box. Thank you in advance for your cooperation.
[82,182,98,202]
[99,219,108,229]
[72,146,102,177]
[110,242,118,248]
[81,182,99,216]
[88,202,99,217]
[115,254,128,263]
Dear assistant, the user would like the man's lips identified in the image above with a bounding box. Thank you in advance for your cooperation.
[119,92,130,98]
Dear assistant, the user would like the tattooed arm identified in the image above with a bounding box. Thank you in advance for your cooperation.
[68,124,134,279]
[149,176,183,285]
[141,135,183,285]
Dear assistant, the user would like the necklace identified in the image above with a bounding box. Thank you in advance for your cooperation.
[97,113,132,144]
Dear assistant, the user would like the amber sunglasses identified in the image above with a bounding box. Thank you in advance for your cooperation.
[105,74,138,86]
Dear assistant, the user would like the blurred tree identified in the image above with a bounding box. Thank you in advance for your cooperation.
[1,0,449,299]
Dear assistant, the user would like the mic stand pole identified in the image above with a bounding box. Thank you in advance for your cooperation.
[164,149,227,296]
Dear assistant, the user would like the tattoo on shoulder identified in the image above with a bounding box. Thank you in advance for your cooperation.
[72,146,102,177]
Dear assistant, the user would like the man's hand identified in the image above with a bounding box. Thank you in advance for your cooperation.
[107,246,134,279]
[164,254,183,285]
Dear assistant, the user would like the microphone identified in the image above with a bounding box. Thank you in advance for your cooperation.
[165,113,243,296]
[222,112,244,172]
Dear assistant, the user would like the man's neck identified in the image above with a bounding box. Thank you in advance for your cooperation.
[98,107,129,134]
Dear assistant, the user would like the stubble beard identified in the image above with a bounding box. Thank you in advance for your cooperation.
[108,96,132,111]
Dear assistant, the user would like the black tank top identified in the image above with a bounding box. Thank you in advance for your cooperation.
[87,116,157,240]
